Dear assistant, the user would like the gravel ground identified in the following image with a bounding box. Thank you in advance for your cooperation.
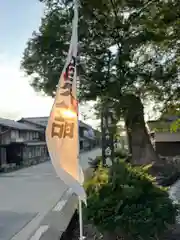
[60,211,102,240]
[162,224,180,240]
[71,224,180,240]
[65,215,180,240]
[71,223,102,240]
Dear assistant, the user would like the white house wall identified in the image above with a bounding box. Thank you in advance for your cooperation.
[155,132,180,142]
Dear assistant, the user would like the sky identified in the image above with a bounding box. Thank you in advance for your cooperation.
[0,1,156,131]
[0,0,99,127]
[0,0,52,118]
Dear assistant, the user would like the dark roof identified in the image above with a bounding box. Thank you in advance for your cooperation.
[21,117,94,130]
[24,141,46,146]
[17,121,43,130]
[19,117,47,127]
[147,115,180,133]
[0,118,41,131]
[148,115,180,124]
[161,115,180,121]
[79,120,88,128]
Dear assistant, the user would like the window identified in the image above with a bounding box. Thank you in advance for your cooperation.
[16,131,19,138]
[32,147,35,157]
[39,147,41,156]
[80,141,83,150]
[33,132,36,139]
[11,130,16,139]
[42,146,46,156]
[84,130,89,138]
[11,130,19,141]
[79,128,84,137]
[28,148,32,158]
[19,131,23,139]
[36,147,40,156]
[23,148,28,158]
[20,131,26,141]
[41,146,44,156]
[27,132,30,141]
[30,132,33,140]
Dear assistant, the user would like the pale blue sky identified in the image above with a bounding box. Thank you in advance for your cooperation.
[0,1,153,127]
[0,0,98,127]
[0,0,44,57]
[0,0,55,121]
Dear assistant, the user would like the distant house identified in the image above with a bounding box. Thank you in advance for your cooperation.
[19,117,100,151]
[0,118,48,168]
[147,115,180,157]
[0,116,100,170]
[19,117,47,130]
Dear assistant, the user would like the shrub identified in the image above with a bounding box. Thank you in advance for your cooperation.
[84,160,179,240]
[151,157,180,186]
[88,155,102,171]
[88,149,128,171]
[114,149,128,159]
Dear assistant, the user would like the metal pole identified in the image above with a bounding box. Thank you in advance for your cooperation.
[74,1,84,239]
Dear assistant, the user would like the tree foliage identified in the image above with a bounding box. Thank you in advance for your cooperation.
[171,119,180,132]
[84,160,178,239]
[160,103,180,132]
[22,0,180,107]
[21,0,180,161]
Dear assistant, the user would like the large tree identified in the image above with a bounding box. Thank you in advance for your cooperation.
[21,0,180,164]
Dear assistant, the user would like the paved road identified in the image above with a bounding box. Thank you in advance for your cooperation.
[0,148,101,240]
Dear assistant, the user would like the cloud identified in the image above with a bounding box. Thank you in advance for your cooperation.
[0,54,53,120]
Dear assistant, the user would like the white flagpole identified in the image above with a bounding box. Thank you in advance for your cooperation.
[77,112,84,240]
[77,114,85,240]
[74,0,85,239]
[78,197,84,240]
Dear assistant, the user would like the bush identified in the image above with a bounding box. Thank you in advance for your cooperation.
[88,149,128,171]
[88,156,102,170]
[114,149,128,159]
[84,160,179,240]
[151,158,180,186]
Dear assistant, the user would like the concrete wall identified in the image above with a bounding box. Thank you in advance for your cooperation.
[155,142,180,156]
[155,132,180,142]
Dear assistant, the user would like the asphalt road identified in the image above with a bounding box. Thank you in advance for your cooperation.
[0,148,101,240]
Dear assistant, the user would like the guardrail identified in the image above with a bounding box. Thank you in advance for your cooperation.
[28,189,78,240]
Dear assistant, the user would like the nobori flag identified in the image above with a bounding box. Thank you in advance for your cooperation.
[46,1,86,203]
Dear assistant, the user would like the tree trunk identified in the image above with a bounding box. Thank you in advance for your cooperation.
[122,94,159,165]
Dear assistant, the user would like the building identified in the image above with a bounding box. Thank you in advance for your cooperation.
[0,118,48,169]
[147,115,180,157]
[0,116,100,171]
[19,117,100,151]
